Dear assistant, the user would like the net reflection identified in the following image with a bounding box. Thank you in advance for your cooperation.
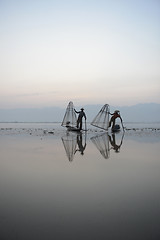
[61,132,87,162]
[91,133,110,159]
[91,132,124,159]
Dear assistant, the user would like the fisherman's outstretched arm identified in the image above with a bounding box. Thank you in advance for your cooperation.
[74,109,80,114]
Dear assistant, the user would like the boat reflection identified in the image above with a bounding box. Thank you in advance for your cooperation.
[61,132,87,162]
[91,132,124,159]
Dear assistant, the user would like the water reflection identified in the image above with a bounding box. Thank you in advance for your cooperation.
[62,130,124,161]
[75,132,87,155]
[91,132,124,159]
[61,132,87,161]
[91,133,110,159]
[1,124,160,240]
[108,132,124,153]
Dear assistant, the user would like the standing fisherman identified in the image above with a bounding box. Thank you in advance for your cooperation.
[74,108,86,130]
[109,110,124,131]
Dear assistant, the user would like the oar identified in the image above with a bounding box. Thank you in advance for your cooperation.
[121,120,125,132]
[85,119,87,131]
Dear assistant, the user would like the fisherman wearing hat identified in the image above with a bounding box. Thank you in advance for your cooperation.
[74,107,87,130]
[109,110,124,131]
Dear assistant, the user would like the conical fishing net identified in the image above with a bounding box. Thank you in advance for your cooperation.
[91,104,110,130]
[61,101,77,128]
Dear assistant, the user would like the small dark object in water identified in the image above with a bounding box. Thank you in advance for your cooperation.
[112,124,120,132]
[48,131,54,134]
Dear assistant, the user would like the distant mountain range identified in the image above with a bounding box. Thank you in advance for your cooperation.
[0,103,160,122]
[84,103,160,122]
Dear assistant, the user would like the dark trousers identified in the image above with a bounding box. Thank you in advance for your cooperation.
[77,119,82,130]
[109,119,115,129]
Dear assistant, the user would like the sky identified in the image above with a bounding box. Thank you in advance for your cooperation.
[1,0,160,109]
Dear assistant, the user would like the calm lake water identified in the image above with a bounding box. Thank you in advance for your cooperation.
[0,123,160,240]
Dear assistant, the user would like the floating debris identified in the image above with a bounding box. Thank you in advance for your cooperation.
[48,131,54,134]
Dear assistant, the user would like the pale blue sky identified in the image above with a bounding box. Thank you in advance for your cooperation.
[1,0,160,108]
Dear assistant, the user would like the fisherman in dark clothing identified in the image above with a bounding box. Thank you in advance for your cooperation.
[74,108,86,130]
[109,110,124,130]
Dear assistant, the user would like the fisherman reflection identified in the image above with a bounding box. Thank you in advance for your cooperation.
[75,133,86,155]
[109,133,123,153]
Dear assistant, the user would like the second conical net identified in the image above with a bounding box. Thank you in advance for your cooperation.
[91,104,110,130]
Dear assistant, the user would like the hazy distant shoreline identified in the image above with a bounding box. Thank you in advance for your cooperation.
[0,103,159,123]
